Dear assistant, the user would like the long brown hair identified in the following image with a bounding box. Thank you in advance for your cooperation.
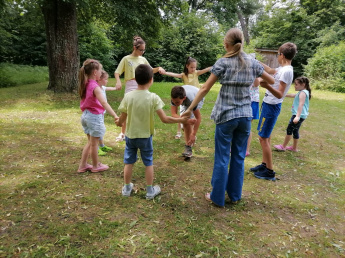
[295,76,311,99]
[223,28,246,70]
[133,35,145,49]
[183,56,197,76]
[78,59,102,99]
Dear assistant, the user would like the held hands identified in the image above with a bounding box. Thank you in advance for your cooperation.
[293,116,300,124]
[181,110,192,119]
[259,80,270,89]
[158,67,166,74]
[115,82,122,91]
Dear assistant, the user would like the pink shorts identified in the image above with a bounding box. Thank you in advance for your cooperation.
[125,79,138,94]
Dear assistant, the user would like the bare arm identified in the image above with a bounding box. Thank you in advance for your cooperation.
[94,87,119,121]
[163,72,183,79]
[187,109,202,146]
[196,66,212,76]
[260,80,287,99]
[105,86,117,91]
[285,93,296,98]
[171,105,180,118]
[153,67,165,74]
[156,109,195,124]
[260,62,276,74]
[293,91,306,124]
[182,73,218,118]
[252,78,260,87]
[114,73,122,90]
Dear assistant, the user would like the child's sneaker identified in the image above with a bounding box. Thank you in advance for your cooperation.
[98,148,106,156]
[254,168,276,181]
[146,185,161,200]
[182,145,193,157]
[250,163,266,172]
[175,132,182,139]
[122,183,134,197]
[100,145,112,152]
[286,146,298,152]
[273,144,286,151]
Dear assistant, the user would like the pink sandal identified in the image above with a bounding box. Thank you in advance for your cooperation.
[77,164,93,173]
[273,144,286,151]
[286,146,298,152]
[91,163,109,173]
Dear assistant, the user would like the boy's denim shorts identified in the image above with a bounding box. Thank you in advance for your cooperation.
[124,136,153,166]
[257,102,281,138]
[81,109,105,138]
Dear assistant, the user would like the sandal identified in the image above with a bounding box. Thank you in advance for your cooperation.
[77,164,92,173]
[116,133,125,142]
[175,132,182,139]
[91,163,109,173]
[205,193,224,208]
[273,144,286,151]
[286,146,298,152]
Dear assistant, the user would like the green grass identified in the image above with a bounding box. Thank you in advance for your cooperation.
[0,80,345,257]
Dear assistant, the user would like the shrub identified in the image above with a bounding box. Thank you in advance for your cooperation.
[305,41,345,92]
[0,63,49,88]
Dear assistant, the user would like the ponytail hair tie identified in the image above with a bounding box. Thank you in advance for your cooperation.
[234,40,242,44]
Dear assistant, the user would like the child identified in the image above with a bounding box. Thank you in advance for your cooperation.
[181,28,274,207]
[246,77,260,157]
[273,76,311,152]
[97,70,117,156]
[163,57,212,139]
[170,85,204,157]
[250,42,297,181]
[77,59,119,173]
[116,64,195,199]
[114,36,165,142]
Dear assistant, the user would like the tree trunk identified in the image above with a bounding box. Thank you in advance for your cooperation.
[41,0,79,93]
[237,11,250,45]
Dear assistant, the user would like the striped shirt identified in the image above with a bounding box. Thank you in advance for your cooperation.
[210,53,264,124]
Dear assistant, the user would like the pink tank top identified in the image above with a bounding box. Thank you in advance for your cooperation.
[80,80,105,114]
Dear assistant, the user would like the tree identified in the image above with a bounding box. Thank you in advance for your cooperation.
[41,0,79,93]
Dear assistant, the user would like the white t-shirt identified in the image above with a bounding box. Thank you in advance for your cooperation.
[263,65,293,105]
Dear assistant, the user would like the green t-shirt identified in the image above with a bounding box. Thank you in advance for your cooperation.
[118,90,165,138]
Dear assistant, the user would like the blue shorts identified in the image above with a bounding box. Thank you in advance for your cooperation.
[124,136,153,166]
[251,101,259,120]
[81,109,105,138]
[257,102,281,138]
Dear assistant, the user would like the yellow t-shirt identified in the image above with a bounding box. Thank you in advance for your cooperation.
[115,55,150,83]
[118,90,165,138]
[182,71,200,87]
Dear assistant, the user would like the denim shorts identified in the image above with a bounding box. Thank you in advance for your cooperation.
[251,101,259,120]
[257,102,281,138]
[124,136,153,166]
[81,109,106,138]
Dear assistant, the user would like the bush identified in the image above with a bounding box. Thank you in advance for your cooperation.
[0,63,49,88]
[305,41,345,92]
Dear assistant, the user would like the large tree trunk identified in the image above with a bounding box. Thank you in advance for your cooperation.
[237,11,250,45]
[41,0,79,93]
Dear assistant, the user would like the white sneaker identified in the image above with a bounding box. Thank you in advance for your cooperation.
[116,133,125,142]
[146,185,161,200]
[122,183,133,197]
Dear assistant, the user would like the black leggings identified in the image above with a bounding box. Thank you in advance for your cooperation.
[286,115,305,139]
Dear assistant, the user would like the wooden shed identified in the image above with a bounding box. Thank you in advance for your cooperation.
[255,48,279,68]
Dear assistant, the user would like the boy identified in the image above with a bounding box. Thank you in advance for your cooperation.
[116,64,194,199]
[170,85,203,157]
[251,42,297,181]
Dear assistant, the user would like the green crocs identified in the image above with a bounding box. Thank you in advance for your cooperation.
[100,145,112,152]
[98,148,106,156]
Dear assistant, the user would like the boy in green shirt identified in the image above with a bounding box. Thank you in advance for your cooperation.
[116,64,195,199]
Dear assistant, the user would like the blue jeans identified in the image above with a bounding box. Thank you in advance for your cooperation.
[210,117,251,206]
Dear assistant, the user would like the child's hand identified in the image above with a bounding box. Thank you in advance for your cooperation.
[181,110,191,119]
[260,80,270,89]
[293,116,300,124]
[158,67,166,74]
[187,118,197,125]
[187,134,197,146]
[115,82,122,90]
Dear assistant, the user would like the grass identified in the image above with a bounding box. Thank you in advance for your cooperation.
[0,79,345,257]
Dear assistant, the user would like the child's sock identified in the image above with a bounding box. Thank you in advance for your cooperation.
[146,185,153,194]
[125,183,132,191]
[262,162,267,167]
[266,168,274,173]
[99,144,105,148]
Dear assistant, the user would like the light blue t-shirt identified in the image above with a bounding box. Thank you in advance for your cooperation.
[292,89,309,119]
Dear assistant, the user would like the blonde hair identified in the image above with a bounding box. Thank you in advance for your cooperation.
[100,70,108,80]
[78,59,102,98]
[223,28,247,70]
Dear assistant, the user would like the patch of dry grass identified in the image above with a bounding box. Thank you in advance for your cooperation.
[0,81,344,257]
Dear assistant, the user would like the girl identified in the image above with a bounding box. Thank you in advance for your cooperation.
[114,36,165,142]
[97,70,117,156]
[77,59,119,173]
[163,57,212,139]
[274,76,311,152]
[182,28,274,207]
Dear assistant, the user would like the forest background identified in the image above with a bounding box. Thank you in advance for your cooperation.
[0,0,345,93]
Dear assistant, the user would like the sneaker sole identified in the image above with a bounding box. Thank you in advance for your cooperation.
[254,174,276,181]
